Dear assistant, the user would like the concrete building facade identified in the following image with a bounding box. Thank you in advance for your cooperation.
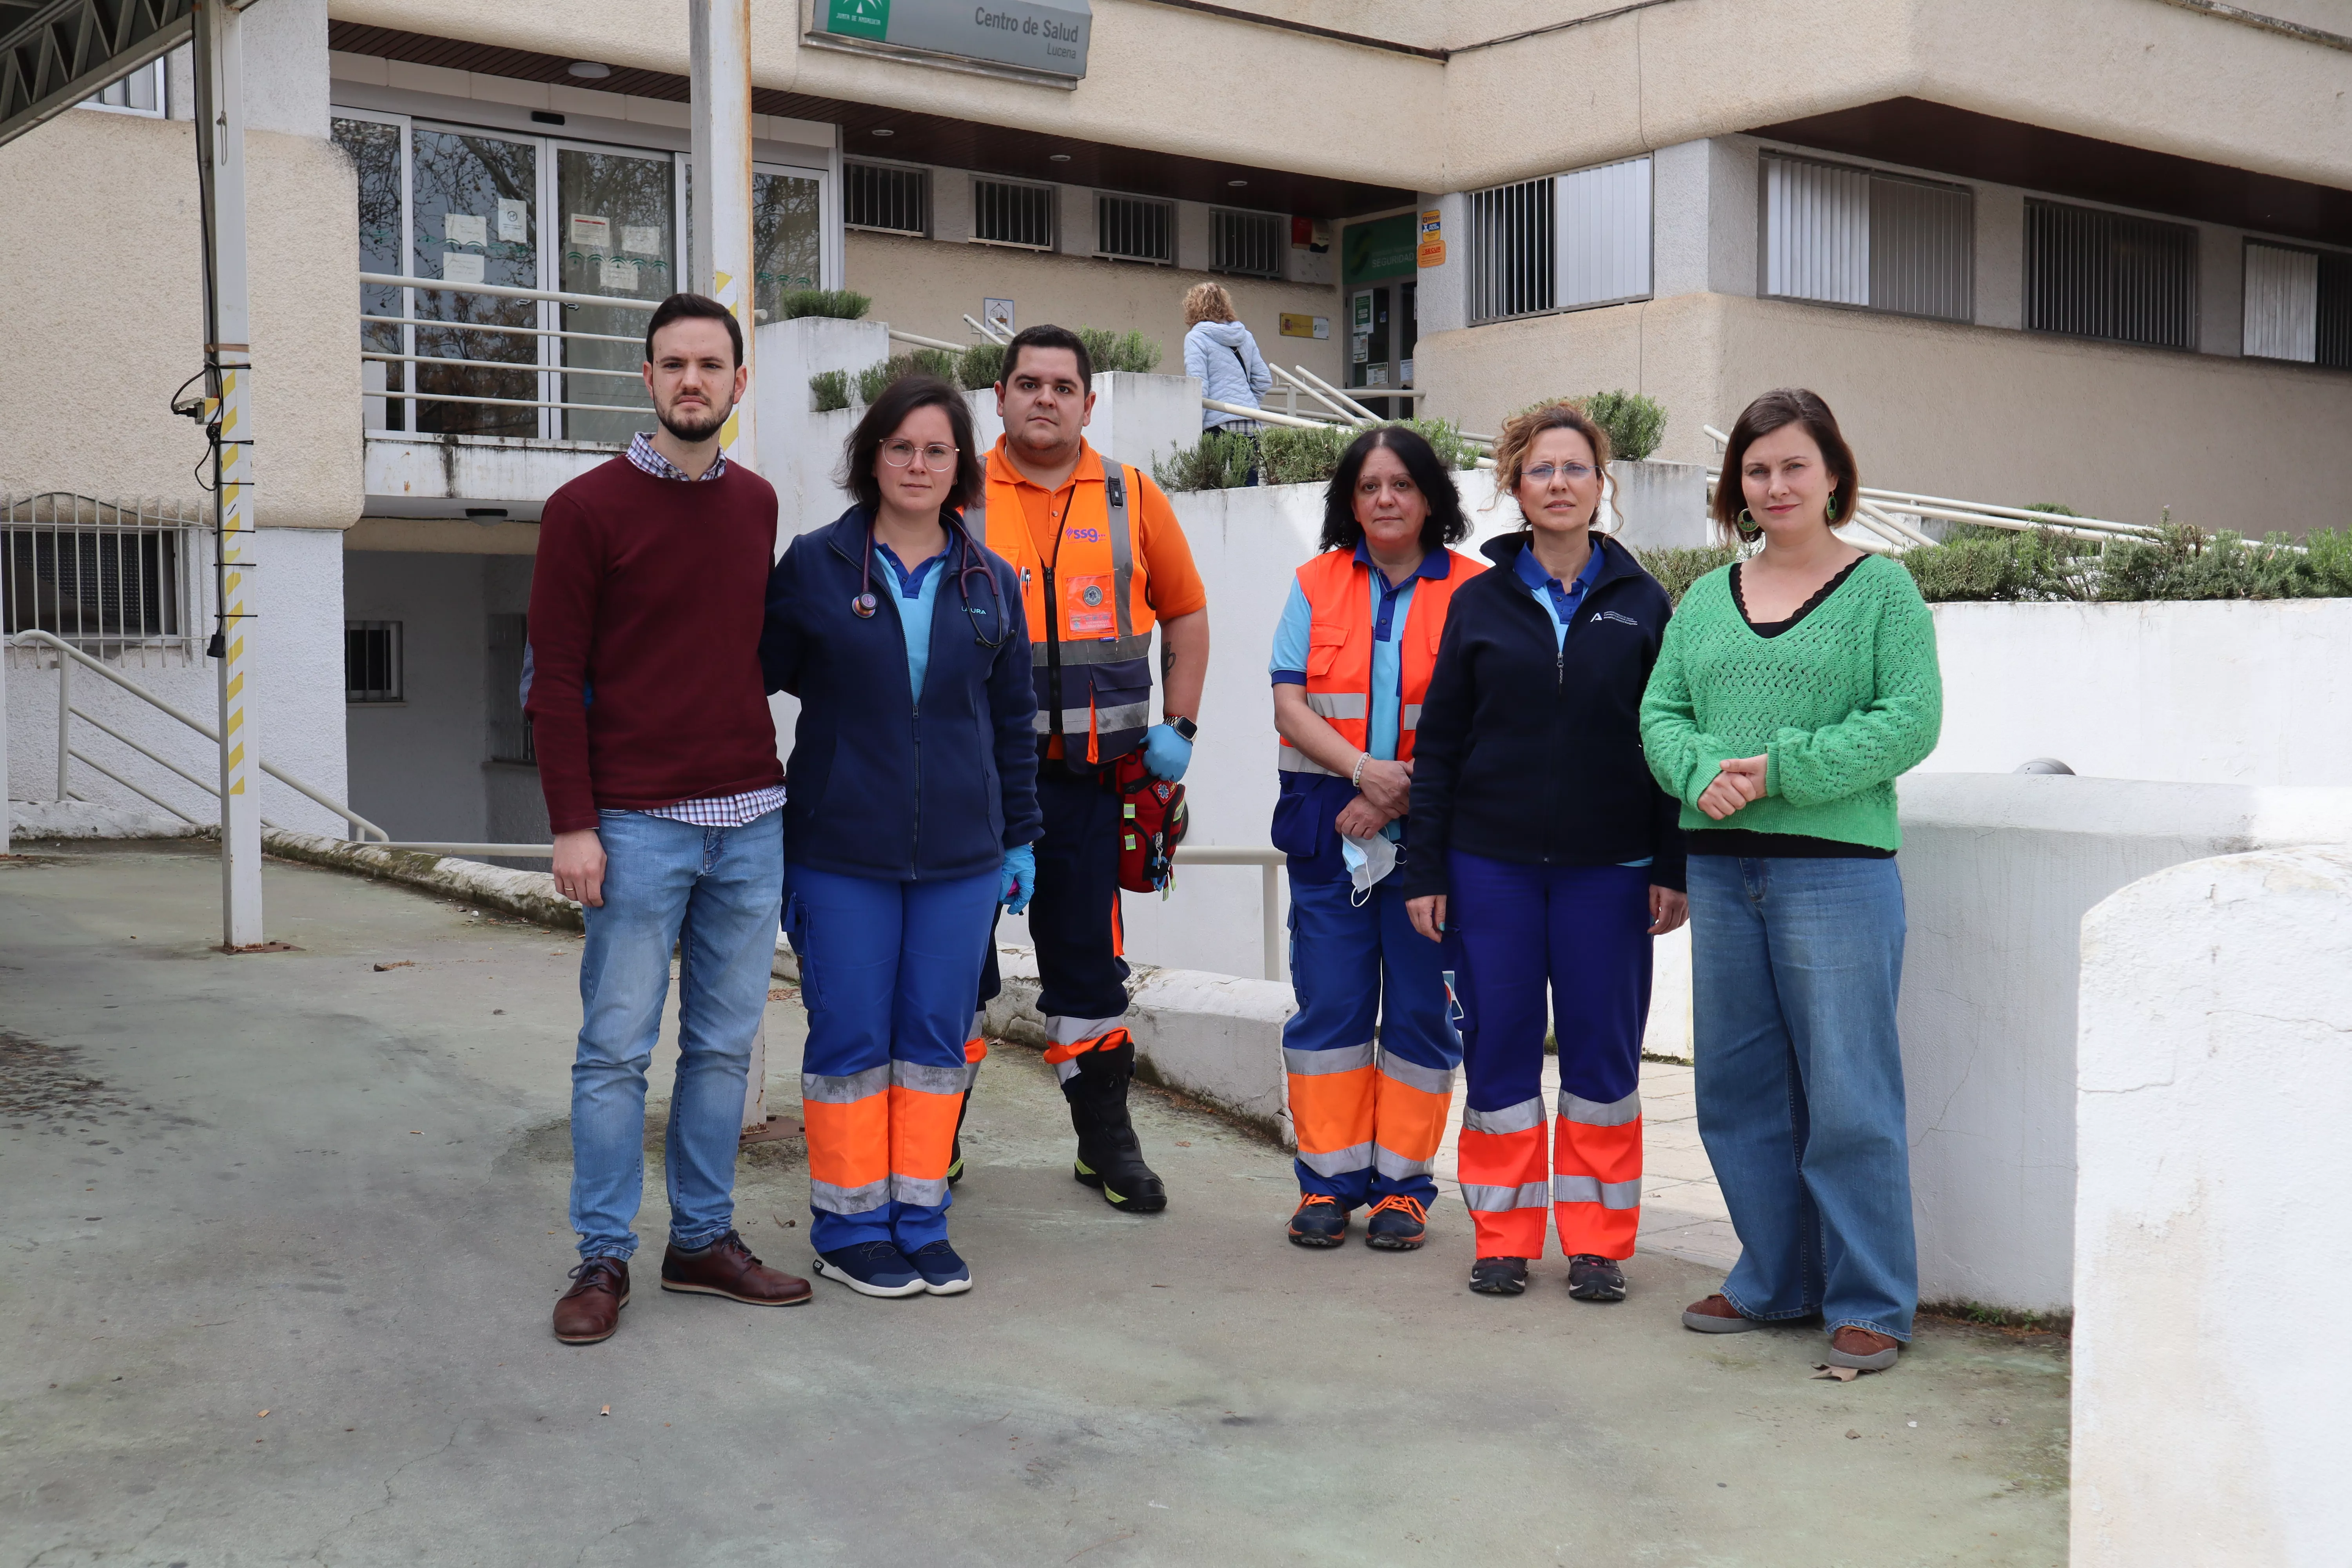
[4,0,2348,848]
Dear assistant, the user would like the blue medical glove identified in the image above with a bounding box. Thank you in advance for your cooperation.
[1142,722,1193,782]
[999,843,1037,915]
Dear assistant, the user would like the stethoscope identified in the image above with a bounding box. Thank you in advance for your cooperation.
[851,509,1013,650]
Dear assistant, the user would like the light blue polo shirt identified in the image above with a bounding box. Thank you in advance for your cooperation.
[877,542,948,703]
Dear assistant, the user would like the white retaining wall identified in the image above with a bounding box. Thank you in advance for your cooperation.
[2071,846,2352,1566]
[5,527,349,837]
[1896,774,2352,1313]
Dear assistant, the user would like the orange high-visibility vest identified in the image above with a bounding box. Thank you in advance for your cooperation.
[971,446,1157,766]
[1277,546,1483,776]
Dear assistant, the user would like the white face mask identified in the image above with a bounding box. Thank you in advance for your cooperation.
[1340,831,1398,903]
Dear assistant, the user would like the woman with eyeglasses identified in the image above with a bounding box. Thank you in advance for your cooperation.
[1404,399,1687,1303]
[1639,387,1940,1372]
[760,374,1039,1300]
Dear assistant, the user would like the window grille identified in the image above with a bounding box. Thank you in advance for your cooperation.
[2,494,199,659]
[973,178,1056,250]
[485,613,534,762]
[83,59,165,118]
[346,622,404,704]
[1096,193,1173,263]
[1556,157,1652,311]
[1468,177,1555,324]
[845,160,927,237]
[1212,209,1283,278]
[2025,200,2196,350]
[2321,252,2352,371]
[1764,154,1972,321]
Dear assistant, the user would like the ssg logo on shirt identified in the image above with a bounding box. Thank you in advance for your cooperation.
[1063,527,1102,542]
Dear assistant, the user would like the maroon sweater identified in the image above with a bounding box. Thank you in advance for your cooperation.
[526,457,783,833]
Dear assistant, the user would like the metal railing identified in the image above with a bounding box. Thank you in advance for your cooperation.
[1700,425,2169,553]
[2,494,206,661]
[368,838,1293,981]
[358,272,660,430]
[14,629,388,843]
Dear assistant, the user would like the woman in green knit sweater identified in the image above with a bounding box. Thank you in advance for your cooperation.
[1639,388,1942,1373]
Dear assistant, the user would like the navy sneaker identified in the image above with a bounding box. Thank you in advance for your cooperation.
[1468,1256,1530,1296]
[1363,1195,1428,1250]
[905,1239,972,1296]
[1566,1254,1627,1302]
[813,1241,925,1298]
[1287,1193,1348,1248]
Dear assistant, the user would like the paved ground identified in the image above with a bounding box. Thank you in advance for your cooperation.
[1,841,2069,1567]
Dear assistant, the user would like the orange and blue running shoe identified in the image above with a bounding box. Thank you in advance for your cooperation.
[1287,1193,1348,1248]
[1363,1194,1429,1251]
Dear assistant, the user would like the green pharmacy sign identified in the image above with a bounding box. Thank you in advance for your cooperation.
[821,0,1093,78]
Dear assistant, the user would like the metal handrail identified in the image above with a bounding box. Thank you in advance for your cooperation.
[12,630,389,843]
[370,837,1293,982]
[358,273,662,312]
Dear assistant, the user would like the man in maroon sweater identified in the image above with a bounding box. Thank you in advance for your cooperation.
[528,294,808,1345]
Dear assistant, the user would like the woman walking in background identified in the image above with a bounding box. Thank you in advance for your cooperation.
[1639,387,1942,1372]
[1404,399,1687,1302]
[761,375,1038,1300]
[1270,426,1483,1252]
[1182,282,1272,481]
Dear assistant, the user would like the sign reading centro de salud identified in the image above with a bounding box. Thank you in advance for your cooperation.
[823,0,1093,78]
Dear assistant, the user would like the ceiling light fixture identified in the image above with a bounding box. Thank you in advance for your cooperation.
[566,61,611,79]
[1227,178,1248,187]
[871,127,895,136]
[1049,153,1071,163]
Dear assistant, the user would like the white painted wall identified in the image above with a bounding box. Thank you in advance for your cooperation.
[5,529,348,837]
[1895,774,2352,1313]
[2071,845,2352,1566]
[342,552,490,843]
[1921,598,2352,786]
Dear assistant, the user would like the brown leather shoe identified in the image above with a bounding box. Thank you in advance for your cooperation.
[1826,1325,1901,1371]
[660,1229,812,1307]
[1681,1293,1761,1333]
[553,1257,630,1345]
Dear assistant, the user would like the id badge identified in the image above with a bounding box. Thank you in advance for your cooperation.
[1065,572,1116,635]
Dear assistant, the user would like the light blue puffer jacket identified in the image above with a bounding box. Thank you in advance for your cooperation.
[1184,319,1274,428]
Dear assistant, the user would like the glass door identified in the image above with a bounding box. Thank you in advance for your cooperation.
[409,126,540,436]
[753,166,824,319]
[557,145,677,444]
[332,114,408,432]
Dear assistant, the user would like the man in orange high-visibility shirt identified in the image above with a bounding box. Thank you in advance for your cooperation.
[959,325,1209,1212]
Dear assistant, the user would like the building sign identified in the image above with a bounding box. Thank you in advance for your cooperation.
[1417,209,1445,269]
[983,297,1015,334]
[1278,312,1329,339]
[820,0,1093,78]
[1341,213,1416,283]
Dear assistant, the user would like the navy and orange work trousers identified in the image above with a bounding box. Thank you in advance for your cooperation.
[1283,871,1461,1209]
[789,864,997,1254]
[1448,850,1653,1261]
[977,764,1135,1081]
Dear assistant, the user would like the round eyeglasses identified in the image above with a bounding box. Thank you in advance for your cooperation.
[1523,462,1596,484]
[881,439,959,471]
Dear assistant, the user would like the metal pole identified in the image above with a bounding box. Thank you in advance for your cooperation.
[1262,864,1281,983]
[691,0,768,1134]
[194,0,264,948]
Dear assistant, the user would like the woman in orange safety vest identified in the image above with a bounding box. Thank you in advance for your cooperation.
[1269,426,1484,1251]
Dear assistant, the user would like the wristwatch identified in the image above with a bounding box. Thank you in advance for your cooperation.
[1167,716,1198,742]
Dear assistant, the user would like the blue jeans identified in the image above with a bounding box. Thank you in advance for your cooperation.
[789,865,999,1255]
[1686,854,1915,1340]
[570,808,784,1261]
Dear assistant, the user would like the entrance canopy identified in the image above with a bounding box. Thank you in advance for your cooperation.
[0,0,191,147]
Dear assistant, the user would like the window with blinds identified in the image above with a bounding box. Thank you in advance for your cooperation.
[83,59,165,118]
[1763,153,1973,321]
[845,161,927,237]
[1212,209,1283,278]
[1096,194,1173,264]
[2025,200,2197,350]
[1468,159,1652,326]
[973,178,1056,250]
[2244,241,2352,369]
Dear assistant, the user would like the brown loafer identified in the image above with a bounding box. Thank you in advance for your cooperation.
[1681,1293,1761,1333]
[554,1256,630,1345]
[1826,1325,1901,1371]
[660,1229,812,1307]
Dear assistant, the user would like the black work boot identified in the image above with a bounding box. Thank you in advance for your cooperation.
[1062,1041,1167,1213]
[947,1087,972,1187]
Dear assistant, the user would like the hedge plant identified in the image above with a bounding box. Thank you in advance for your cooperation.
[808,369,850,414]
[774,288,870,321]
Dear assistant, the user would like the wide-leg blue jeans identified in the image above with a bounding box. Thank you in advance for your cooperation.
[1686,853,1915,1341]
[570,808,784,1262]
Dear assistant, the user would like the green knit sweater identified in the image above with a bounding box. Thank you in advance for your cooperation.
[1639,554,1942,851]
